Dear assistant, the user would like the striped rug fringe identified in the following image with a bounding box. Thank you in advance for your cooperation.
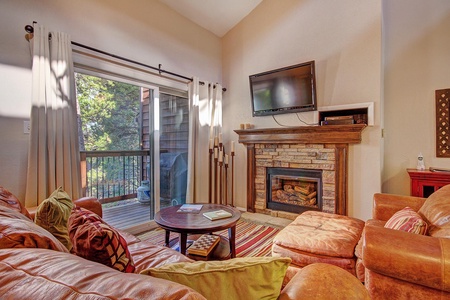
[136,220,280,257]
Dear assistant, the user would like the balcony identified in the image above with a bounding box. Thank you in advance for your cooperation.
[80,150,187,230]
[80,150,152,229]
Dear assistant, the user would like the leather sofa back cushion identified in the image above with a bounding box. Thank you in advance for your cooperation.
[141,257,291,300]
[384,207,428,235]
[0,206,68,252]
[0,186,32,220]
[419,184,450,237]
[34,187,74,251]
[68,206,135,273]
[0,248,205,300]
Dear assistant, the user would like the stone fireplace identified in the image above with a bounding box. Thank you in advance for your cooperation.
[235,125,366,217]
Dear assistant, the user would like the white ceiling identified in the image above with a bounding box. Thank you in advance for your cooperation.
[158,0,263,37]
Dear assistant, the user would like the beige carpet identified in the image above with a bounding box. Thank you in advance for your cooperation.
[240,212,292,229]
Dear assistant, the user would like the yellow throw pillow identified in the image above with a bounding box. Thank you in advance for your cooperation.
[141,256,291,300]
[34,187,74,251]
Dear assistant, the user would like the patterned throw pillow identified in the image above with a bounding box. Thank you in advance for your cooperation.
[384,207,428,235]
[34,187,74,251]
[68,206,135,273]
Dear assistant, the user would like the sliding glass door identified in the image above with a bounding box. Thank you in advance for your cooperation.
[76,72,189,228]
[133,87,189,218]
[158,91,189,210]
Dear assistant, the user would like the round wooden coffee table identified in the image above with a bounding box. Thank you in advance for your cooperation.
[154,204,241,259]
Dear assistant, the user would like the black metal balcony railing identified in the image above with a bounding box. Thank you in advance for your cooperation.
[80,150,150,204]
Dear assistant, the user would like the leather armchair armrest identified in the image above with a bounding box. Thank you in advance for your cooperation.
[372,193,425,221]
[73,197,102,218]
[362,224,450,292]
[279,263,370,299]
[27,197,102,220]
[278,269,306,299]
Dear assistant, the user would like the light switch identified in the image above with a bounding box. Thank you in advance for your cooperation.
[23,120,30,134]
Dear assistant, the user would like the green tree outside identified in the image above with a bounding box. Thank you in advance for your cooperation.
[76,73,141,151]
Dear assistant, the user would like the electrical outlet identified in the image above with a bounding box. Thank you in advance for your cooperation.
[23,120,30,134]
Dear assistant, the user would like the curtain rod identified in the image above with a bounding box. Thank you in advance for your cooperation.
[24,23,226,92]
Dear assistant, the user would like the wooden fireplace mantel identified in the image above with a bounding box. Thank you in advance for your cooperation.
[234,124,366,145]
[234,125,366,215]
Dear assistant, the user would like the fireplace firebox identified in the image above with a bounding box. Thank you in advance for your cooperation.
[267,168,322,214]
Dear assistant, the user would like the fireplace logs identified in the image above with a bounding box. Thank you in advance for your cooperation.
[272,182,318,207]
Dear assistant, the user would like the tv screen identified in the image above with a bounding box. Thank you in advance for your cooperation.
[249,61,317,117]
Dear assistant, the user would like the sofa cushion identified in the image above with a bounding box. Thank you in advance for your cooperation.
[0,248,205,300]
[427,222,450,238]
[384,207,428,235]
[0,186,32,220]
[34,187,74,251]
[118,228,141,246]
[141,257,291,300]
[0,205,68,252]
[128,240,194,274]
[68,206,135,273]
[419,184,450,230]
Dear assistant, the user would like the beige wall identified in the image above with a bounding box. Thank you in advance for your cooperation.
[0,0,222,201]
[382,0,450,195]
[222,0,382,220]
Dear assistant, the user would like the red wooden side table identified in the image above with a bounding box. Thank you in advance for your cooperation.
[407,168,450,197]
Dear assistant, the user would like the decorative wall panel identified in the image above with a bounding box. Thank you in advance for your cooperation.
[436,89,450,157]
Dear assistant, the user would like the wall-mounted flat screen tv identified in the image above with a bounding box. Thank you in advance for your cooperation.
[249,61,317,117]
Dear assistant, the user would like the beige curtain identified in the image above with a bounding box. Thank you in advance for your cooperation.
[186,77,223,203]
[25,25,81,207]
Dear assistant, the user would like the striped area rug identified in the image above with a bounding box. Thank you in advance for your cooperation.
[137,220,280,257]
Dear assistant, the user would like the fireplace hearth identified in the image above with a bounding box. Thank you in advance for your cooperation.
[267,168,322,214]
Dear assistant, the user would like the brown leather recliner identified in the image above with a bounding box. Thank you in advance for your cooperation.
[362,185,450,299]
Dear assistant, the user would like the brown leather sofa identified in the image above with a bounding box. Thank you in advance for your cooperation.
[362,185,450,299]
[0,191,311,299]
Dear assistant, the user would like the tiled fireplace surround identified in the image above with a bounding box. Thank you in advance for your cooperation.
[235,125,366,218]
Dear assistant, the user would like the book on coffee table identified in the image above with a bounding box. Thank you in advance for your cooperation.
[203,209,232,220]
[187,234,220,256]
[177,204,203,213]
